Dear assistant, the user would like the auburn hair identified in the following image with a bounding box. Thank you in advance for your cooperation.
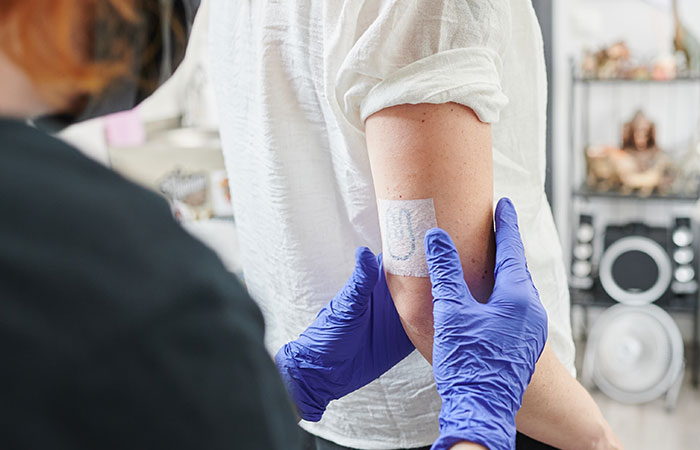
[0,0,140,111]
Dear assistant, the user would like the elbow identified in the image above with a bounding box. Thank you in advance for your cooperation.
[385,275,437,360]
[588,421,624,450]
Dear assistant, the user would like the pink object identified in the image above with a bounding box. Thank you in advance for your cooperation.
[104,108,146,147]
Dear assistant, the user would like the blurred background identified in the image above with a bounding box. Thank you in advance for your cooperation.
[551,2,700,449]
[59,1,700,448]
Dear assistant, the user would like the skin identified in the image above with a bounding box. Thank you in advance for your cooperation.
[366,103,623,450]
[517,342,624,450]
[367,102,495,358]
[0,51,53,118]
[451,444,486,450]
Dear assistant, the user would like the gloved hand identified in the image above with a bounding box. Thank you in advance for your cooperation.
[275,247,415,422]
[426,198,548,450]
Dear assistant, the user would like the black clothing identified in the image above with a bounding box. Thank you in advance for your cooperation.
[0,118,300,449]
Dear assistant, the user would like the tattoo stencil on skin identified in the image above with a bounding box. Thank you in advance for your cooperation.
[386,207,417,261]
[378,198,438,277]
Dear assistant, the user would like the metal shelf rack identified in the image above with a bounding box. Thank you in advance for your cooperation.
[567,64,700,388]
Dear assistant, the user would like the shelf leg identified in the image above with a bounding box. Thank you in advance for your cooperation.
[693,303,699,388]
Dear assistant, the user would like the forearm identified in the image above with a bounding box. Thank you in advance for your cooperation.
[516,344,622,450]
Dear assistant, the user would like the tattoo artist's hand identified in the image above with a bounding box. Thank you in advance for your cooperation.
[275,247,414,422]
[426,198,548,450]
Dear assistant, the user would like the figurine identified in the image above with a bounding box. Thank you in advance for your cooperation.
[652,55,677,81]
[582,50,598,79]
[622,111,657,153]
[620,111,673,195]
[673,0,700,75]
[585,145,628,191]
[582,39,683,80]
[595,41,631,79]
[585,111,674,196]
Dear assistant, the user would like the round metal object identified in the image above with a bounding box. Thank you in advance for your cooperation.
[673,247,694,265]
[674,265,695,283]
[572,260,592,278]
[577,223,595,243]
[588,304,684,404]
[574,243,594,260]
[599,236,672,305]
[672,227,693,247]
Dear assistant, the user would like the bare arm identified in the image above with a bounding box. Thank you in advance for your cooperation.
[366,102,495,360]
[517,344,623,450]
[365,103,622,450]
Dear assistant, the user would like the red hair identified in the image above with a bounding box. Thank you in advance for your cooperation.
[0,0,139,110]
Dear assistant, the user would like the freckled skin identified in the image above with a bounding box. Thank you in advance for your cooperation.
[366,102,623,450]
[366,102,495,361]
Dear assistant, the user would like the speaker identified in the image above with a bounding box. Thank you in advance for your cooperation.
[582,303,684,406]
[671,217,698,295]
[574,217,697,407]
[597,223,673,305]
[570,214,594,289]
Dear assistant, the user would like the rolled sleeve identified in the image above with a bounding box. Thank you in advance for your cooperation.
[360,47,508,124]
[333,0,512,129]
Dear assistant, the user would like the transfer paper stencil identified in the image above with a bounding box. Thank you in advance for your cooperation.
[378,198,437,277]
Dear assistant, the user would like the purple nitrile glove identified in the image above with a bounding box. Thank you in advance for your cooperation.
[275,247,415,422]
[426,198,548,450]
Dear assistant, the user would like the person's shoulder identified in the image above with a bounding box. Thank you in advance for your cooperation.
[0,118,173,240]
[0,118,263,352]
[0,118,249,312]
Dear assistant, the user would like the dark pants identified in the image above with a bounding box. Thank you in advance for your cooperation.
[300,427,558,450]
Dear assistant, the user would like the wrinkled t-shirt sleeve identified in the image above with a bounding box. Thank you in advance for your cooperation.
[336,0,511,126]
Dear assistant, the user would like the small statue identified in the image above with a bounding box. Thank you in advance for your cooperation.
[582,50,598,78]
[585,111,674,196]
[673,0,700,74]
[585,145,628,191]
[595,41,631,79]
[581,42,632,79]
[622,112,658,157]
[619,111,673,195]
[652,55,677,81]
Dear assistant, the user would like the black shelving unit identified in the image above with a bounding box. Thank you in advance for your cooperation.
[568,64,700,388]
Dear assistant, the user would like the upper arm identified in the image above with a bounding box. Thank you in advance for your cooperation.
[342,0,510,361]
[365,102,495,360]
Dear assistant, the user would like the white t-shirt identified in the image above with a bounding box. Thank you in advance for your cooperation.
[209,1,575,448]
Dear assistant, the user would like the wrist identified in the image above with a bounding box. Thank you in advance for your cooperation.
[449,443,488,450]
[434,391,518,450]
[274,344,328,422]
